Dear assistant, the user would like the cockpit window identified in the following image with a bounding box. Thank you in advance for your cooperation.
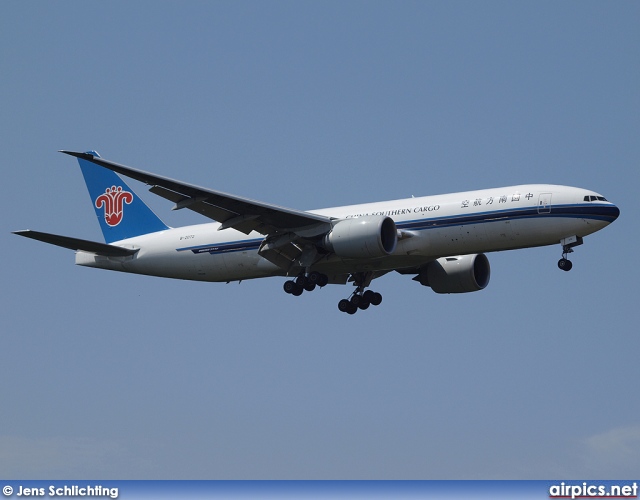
[584,195,608,202]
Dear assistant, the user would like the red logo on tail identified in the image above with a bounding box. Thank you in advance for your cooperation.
[95,186,133,227]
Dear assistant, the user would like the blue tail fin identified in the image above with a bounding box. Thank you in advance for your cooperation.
[77,151,169,243]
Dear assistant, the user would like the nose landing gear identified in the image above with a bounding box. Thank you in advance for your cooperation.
[557,235,583,272]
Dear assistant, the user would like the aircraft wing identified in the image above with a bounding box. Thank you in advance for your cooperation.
[60,151,332,236]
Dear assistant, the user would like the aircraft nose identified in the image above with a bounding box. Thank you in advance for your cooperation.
[600,202,620,224]
[586,198,620,224]
[610,204,620,222]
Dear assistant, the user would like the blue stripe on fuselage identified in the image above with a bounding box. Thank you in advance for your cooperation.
[397,203,619,231]
[177,238,263,254]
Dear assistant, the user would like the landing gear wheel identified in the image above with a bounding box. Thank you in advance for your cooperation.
[284,280,304,295]
[558,258,573,271]
[308,271,329,287]
[338,299,357,314]
[356,295,371,310]
[283,280,297,294]
[369,292,382,306]
[364,290,382,306]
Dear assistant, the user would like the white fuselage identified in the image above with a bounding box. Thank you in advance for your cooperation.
[75,184,619,282]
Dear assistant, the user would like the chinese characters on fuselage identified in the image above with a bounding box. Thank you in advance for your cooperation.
[461,192,533,209]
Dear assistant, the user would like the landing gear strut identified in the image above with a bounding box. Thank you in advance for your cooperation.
[557,236,583,272]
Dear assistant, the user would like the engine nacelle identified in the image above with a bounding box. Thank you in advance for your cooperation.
[323,215,398,259]
[417,253,491,293]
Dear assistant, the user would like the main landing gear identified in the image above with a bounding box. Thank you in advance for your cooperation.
[337,289,383,315]
[557,235,583,272]
[283,271,329,296]
[283,271,383,314]
[337,272,383,315]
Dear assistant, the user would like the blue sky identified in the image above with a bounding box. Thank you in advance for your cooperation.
[2,1,639,479]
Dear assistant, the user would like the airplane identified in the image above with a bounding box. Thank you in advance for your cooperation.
[14,151,620,314]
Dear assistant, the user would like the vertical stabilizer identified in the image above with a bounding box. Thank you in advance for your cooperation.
[77,151,169,243]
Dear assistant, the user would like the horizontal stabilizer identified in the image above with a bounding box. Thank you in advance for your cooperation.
[13,230,137,257]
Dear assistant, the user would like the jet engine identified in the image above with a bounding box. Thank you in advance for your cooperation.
[416,253,490,293]
[323,215,397,259]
